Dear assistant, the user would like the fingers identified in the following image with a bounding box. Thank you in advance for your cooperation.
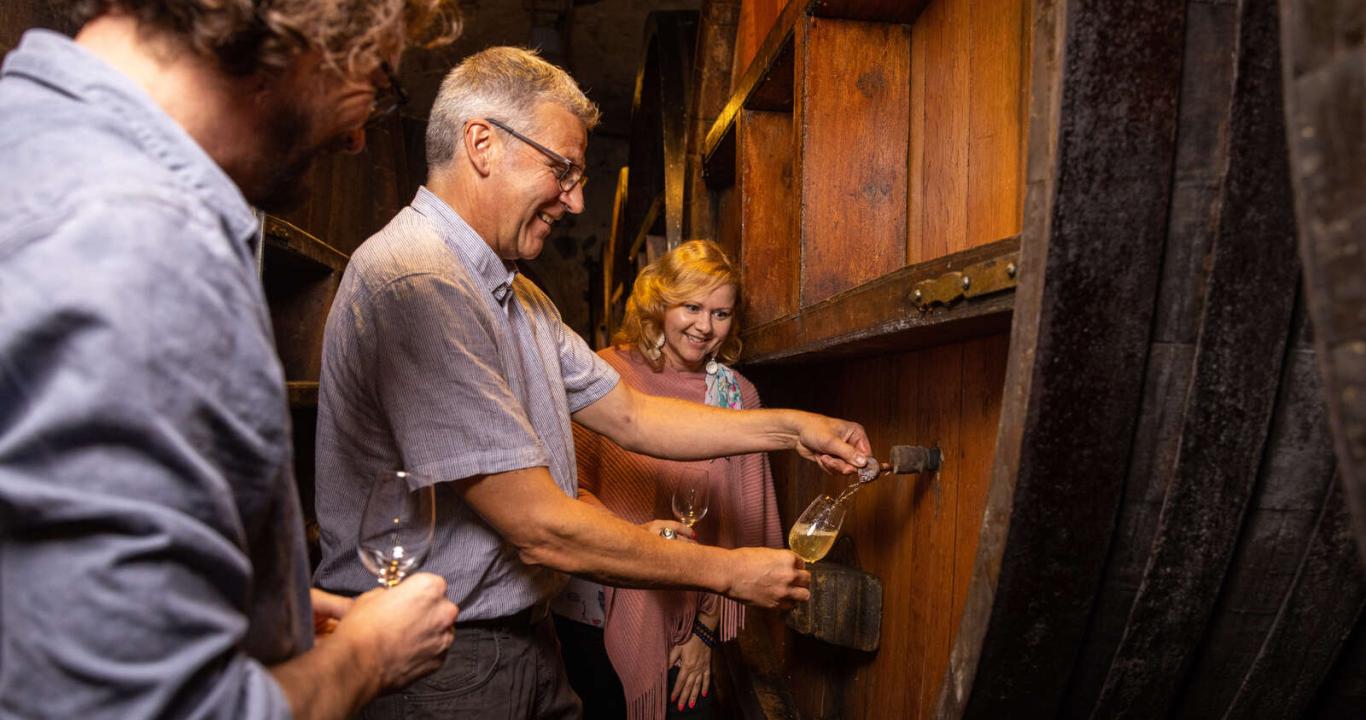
[309,587,354,620]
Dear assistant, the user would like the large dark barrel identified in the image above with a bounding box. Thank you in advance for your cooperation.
[1281,0,1366,567]
[940,0,1366,717]
[609,0,1366,717]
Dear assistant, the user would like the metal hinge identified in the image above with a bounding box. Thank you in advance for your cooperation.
[911,252,1019,309]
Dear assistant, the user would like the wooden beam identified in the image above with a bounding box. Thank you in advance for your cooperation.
[740,236,1018,365]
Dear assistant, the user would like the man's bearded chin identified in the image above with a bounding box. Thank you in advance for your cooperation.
[243,103,322,214]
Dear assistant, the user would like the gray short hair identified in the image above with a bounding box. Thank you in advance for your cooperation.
[426,47,601,171]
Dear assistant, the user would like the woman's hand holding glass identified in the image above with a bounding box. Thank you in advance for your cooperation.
[670,468,711,529]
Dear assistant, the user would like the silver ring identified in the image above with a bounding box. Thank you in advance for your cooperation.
[660,527,676,540]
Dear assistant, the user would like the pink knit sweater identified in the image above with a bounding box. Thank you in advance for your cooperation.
[573,346,783,720]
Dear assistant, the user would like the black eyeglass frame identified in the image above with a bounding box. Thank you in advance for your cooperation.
[485,117,588,192]
[365,61,409,128]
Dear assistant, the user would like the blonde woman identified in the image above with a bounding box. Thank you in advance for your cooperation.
[553,240,782,720]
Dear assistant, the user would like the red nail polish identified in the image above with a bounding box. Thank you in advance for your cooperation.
[690,700,696,709]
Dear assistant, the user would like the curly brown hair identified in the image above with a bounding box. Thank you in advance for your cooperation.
[68,0,462,77]
[615,240,743,371]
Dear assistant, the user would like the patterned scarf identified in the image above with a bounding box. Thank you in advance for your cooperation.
[704,361,743,409]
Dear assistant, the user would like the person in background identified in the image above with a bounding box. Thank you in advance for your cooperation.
[311,46,874,720]
[0,1,462,717]
[552,240,780,720]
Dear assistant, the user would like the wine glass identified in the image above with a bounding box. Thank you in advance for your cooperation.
[670,467,711,529]
[787,494,846,563]
[357,470,436,587]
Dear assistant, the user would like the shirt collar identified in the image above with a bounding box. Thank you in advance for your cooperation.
[2,30,259,244]
[410,185,519,305]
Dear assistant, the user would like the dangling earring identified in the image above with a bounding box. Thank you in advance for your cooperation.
[705,354,719,375]
[649,333,665,360]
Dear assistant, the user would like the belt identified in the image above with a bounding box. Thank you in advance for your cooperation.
[457,601,551,629]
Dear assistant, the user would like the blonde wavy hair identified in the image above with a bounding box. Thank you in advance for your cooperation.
[615,240,743,371]
[69,0,462,77]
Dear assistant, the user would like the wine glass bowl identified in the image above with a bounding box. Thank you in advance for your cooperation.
[357,470,436,587]
[787,494,846,563]
[669,468,711,529]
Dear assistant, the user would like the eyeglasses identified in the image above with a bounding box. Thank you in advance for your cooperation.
[486,117,588,193]
[365,62,408,128]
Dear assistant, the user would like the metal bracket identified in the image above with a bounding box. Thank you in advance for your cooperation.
[911,252,1019,310]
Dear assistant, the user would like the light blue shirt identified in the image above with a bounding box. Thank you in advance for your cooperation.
[313,187,620,620]
[0,30,308,718]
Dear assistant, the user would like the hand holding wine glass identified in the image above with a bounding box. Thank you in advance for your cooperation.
[358,470,436,587]
[670,467,711,529]
[787,494,846,563]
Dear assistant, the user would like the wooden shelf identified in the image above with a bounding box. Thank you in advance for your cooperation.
[701,0,933,187]
[287,381,319,409]
[263,215,349,274]
[701,0,799,187]
[739,236,1020,365]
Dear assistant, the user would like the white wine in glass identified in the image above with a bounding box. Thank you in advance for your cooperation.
[670,468,711,528]
[358,470,436,587]
[788,494,846,563]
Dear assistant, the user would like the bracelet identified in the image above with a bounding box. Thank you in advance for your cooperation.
[691,618,718,649]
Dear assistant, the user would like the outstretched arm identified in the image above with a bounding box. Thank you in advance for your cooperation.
[459,466,810,609]
[572,382,872,474]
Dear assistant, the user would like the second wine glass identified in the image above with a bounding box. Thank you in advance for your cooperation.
[670,467,711,529]
[357,470,436,587]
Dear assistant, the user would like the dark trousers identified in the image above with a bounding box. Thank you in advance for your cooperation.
[362,613,582,720]
[553,615,627,719]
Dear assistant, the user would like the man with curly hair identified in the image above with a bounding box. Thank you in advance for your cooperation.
[0,1,461,718]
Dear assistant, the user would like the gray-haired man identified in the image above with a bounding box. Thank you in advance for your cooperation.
[313,46,873,719]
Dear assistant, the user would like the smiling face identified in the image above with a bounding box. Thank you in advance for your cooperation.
[659,283,737,372]
[488,102,587,260]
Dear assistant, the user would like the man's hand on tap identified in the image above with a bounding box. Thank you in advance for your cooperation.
[790,411,873,475]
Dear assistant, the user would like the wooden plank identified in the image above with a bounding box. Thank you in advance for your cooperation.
[941,0,1190,716]
[951,334,1008,654]
[1281,0,1366,563]
[1060,4,1239,714]
[703,0,800,187]
[965,0,1025,249]
[738,110,797,328]
[263,215,349,274]
[741,236,1018,365]
[839,353,911,720]
[732,0,790,92]
[604,166,629,341]
[808,0,930,24]
[798,16,910,306]
[1088,0,1302,712]
[287,381,320,409]
[1150,0,1241,346]
[920,0,969,259]
[1172,337,1346,718]
[1222,480,1366,718]
[906,12,928,265]
[916,343,963,720]
[1310,613,1366,718]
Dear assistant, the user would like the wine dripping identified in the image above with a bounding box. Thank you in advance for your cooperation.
[789,445,943,563]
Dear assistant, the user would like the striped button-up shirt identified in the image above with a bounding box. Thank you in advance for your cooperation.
[313,187,619,620]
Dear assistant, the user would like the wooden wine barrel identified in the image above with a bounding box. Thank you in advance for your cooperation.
[608,0,1366,718]
[1281,0,1366,567]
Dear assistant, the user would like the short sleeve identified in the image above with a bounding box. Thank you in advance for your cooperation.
[364,272,550,483]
